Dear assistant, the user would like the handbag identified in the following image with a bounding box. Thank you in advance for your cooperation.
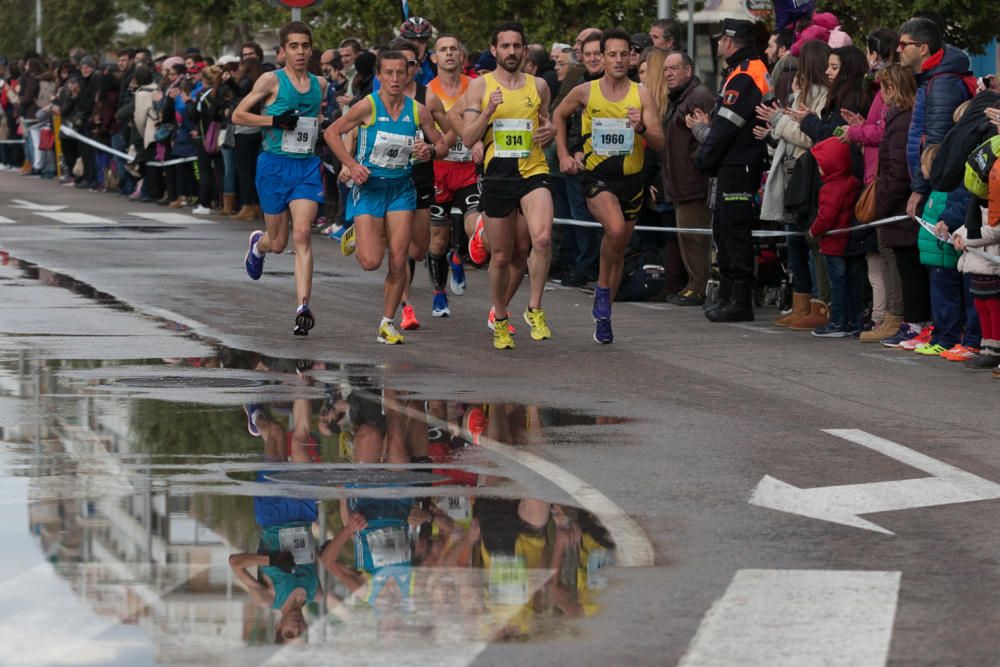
[204,121,221,155]
[38,126,54,151]
[222,124,236,149]
[855,176,878,223]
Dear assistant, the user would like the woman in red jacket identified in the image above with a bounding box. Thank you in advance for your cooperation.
[808,137,862,336]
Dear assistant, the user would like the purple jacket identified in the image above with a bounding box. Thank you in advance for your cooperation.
[845,86,887,186]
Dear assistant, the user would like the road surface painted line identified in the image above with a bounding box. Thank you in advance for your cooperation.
[750,429,1000,534]
[130,211,214,225]
[0,215,13,224]
[858,352,919,366]
[725,322,786,335]
[678,569,900,667]
[10,198,67,211]
[377,393,655,568]
[34,211,117,225]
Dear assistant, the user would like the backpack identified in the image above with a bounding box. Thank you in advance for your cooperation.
[616,247,666,302]
[964,135,1000,199]
[783,150,820,230]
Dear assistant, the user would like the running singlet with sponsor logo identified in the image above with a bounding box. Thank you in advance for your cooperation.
[581,79,645,177]
[480,73,548,179]
[262,69,322,159]
[429,75,472,162]
[355,93,420,179]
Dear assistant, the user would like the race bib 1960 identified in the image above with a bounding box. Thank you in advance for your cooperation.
[369,130,414,169]
[280,116,318,155]
[493,118,533,158]
[591,118,634,157]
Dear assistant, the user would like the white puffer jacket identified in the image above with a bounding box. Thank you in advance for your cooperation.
[955,207,1000,276]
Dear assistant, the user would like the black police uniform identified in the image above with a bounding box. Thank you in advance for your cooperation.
[695,20,769,322]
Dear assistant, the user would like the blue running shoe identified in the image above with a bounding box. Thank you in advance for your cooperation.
[880,322,919,348]
[592,286,612,321]
[594,317,614,344]
[448,249,466,295]
[243,403,263,437]
[432,290,451,317]
[328,223,348,242]
[244,231,264,280]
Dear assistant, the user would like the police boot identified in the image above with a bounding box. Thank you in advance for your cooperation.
[705,277,754,322]
[703,277,732,315]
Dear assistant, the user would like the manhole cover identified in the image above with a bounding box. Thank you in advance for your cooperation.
[264,469,449,486]
[113,376,265,388]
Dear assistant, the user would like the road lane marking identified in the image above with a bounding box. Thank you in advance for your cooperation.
[750,429,1000,534]
[130,211,214,225]
[34,212,117,225]
[858,352,919,366]
[10,199,67,212]
[0,216,13,224]
[679,569,900,667]
[725,322,786,334]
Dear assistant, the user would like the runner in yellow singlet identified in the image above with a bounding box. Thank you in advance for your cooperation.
[553,28,663,344]
[453,21,556,350]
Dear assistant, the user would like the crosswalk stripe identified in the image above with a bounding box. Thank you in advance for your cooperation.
[34,211,117,224]
[0,216,14,224]
[679,569,900,667]
[129,211,214,225]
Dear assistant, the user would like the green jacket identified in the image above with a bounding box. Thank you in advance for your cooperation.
[918,190,960,269]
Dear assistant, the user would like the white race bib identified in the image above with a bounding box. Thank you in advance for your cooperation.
[446,136,472,162]
[369,130,414,169]
[591,117,634,156]
[492,118,533,158]
[280,116,318,155]
[365,526,411,568]
[442,496,472,522]
[278,526,315,565]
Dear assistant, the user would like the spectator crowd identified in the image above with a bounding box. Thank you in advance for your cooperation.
[3,8,1000,372]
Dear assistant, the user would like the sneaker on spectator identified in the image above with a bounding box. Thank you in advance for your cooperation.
[880,322,921,348]
[192,204,212,215]
[914,342,948,356]
[941,344,979,362]
[965,348,1000,370]
[812,322,850,338]
[899,326,934,351]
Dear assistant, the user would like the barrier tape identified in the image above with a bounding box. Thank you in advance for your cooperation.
[915,215,1000,266]
[0,139,25,144]
[59,125,197,168]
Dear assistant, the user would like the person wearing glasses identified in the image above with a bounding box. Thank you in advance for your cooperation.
[895,17,975,220]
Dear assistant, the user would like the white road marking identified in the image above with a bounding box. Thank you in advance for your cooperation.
[10,198,67,212]
[858,352,919,366]
[130,211,214,224]
[34,211,117,225]
[0,215,13,224]
[725,322,786,334]
[377,393,655,567]
[750,429,1000,534]
[678,569,900,667]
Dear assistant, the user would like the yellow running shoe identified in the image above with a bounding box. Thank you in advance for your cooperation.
[493,318,515,350]
[340,225,356,256]
[522,308,551,340]
[377,320,405,345]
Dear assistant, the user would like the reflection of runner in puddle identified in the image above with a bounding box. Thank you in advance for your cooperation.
[229,397,323,643]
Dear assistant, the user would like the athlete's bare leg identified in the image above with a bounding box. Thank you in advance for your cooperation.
[520,187,554,309]
[586,192,633,298]
[503,212,531,308]
[288,199,319,306]
[483,211,518,317]
[383,210,414,319]
[403,208,431,303]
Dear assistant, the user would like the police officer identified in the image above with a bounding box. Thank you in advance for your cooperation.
[694,18,770,323]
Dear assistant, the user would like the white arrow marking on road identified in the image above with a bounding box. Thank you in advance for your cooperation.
[0,215,13,224]
[750,429,1000,534]
[10,199,68,212]
[679,569,900,667]
[34,212,117,225]
[129,211,214,225]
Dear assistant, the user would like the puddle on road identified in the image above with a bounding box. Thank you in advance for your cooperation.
[0,257,631,664]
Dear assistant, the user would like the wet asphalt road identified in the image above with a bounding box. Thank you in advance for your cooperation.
[1,172,1000,666]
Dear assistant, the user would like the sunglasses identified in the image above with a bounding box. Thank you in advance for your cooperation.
[897,40,924,49]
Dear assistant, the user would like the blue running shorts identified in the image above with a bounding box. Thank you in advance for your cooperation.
[347,176,416,220]
[255,151,324,215]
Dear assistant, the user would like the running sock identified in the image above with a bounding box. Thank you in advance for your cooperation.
[381,316,393,326]
[427,251,449,291]
[297,302,309,313]
[251,241,264,258]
